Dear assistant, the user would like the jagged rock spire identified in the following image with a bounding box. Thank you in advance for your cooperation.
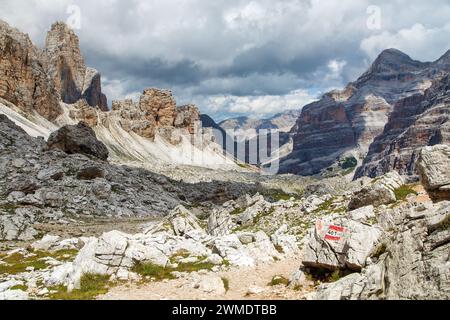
[44,21,108,111]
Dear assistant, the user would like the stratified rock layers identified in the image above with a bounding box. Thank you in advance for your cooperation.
[356,74,450,178]
[44,22,108,111]
[282,49,450,179]
[0,21,61,120]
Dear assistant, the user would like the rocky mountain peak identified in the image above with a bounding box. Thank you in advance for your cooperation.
[433,49,450,68]
[0,20,61,120]
[46,22,80,48]
[372,48,423,69]
[356,48,428,86]
[44,21,108,110]
[282,48,450,178]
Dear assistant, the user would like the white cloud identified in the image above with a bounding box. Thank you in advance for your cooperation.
[102,78,141,103]
[203,90,316,117]
[1,0,450,120]
[361,23,450,61]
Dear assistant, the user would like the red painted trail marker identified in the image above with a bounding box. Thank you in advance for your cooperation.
[324,224,346,242]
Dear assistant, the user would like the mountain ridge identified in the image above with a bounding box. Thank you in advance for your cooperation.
[0,19,236,169]
[280,48,450,178]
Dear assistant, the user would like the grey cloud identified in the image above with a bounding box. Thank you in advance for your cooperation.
[1,0,450,119]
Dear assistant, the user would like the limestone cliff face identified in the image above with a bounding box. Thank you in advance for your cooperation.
[355,74,450,178]
[0,20,61,120]
[281,49,450,177]
[44,22,108,111]
[0,20,205,147]
[73,89,201,142]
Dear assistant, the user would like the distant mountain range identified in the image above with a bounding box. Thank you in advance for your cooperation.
[219,109,301,133]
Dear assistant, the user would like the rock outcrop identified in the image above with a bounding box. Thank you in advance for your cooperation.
[302,217,382,271]
[0,20,61,120]
[281,48,450,178]
[0,20,229,168]
[417,144,450,201]
[0,113,184,220]
[355,73,450,178]
[348,171,404,210]
[301,153,449,300]
[109,89,200,140]
[309,200,449,300]
[44,22,108,111]
[46,122,109,161]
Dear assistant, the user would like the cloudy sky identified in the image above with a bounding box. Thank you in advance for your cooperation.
[1,0,449,121]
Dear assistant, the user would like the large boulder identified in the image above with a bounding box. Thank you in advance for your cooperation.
[212,231,281,267]
[0,290,29,300]
[270,225,300,255]
[207,208,234,236]
[348,171,404,210]
[0,208,38,241]
[167,205,203,237]
[311,201,450,300]
[302,217,382,271]
[46,122,109,161]
[49,231,170,290]
[416,145,450,201]
[310,265,383,300]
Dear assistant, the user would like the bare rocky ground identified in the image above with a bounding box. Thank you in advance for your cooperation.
[0,115,449,301]
[100,256,306,300]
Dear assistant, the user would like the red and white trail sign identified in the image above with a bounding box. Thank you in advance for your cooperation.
[315,220,348,250]
[324,225,346,241]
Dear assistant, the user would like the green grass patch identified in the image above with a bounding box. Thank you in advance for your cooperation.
[49,274,110,300]
[340,156,357,170]
[0,252,49,275]
[0,203,18,214]
[253,207,275,225]
[262,189,303,202]
[313,198,335,213]
[51,249,79,262]
[292,284,302,291]
[176,260,215,273]
[342,168,356,176]
[133,258,215,282]
[230,208,246,216]
[268,276,289,287]
[432,214,450,233]
[394,185,418,201]
[132,262,175,281]
[0,249,78,275]
[372,243,387,259]
[222,277,230,292]
[330,270,342,282]
[303,268,354,284]
[274,245,284,254]
[169,249,191,262]
[10,284,28,291]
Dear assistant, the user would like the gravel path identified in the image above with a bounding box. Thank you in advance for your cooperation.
[99,256,311,300]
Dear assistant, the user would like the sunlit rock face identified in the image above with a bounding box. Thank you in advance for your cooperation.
[355,74,450,179]
[0,20,61,120]
[44,22,108,111]
[281,49,450,178]
[107,89,200,140]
